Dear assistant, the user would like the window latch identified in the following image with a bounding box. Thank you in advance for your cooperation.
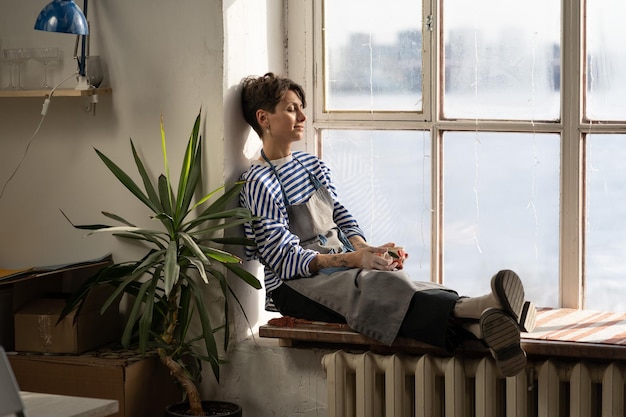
[425,14,434,32]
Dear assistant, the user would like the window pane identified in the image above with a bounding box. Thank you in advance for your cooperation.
[442,132,560,307]
[323,0,423,112]
[586,1,626,121]
[442,0,560,120]
[586,134,626,311]
[321,130,431,280]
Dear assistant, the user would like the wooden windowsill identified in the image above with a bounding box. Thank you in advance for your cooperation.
[259,320,483,357]
[259,318,626,362]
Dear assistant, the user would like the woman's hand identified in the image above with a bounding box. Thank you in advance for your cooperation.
[310,240,407,272]
[347,238,408,270]
[379,242,408,270]
[357,246,398,270]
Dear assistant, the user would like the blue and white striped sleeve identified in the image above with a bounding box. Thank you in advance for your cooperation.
[239,166,318,281]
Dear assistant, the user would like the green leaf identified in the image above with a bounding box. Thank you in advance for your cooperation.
[198,182,246,215]
[95,147,159,214]
[136,249,166,272]
[130,139,163,214]
[101,262,155,313]
[58,260,123,324]
[87,227,169,248]
[101,211,136,227]
[177,283,194,344]
[163,240,180,296]
[185,207,255,232]
[199,246,241,264]
[121,278,152,348]
[160,115,173,215]
[207,267,230,351]
[190,184,226,213]
[188,278,220,382]
[158,175,175,233]
[180,232,210,265]
[60,209,114,231]
[189,217,256,237]
[225,280,257,346]
[224,263,262,289]
[138,271,159,353]
[201,207,255,220]
[176,113,202,223]
[85,226,146,235]
[111,232,167,249]
[186,256,208,284]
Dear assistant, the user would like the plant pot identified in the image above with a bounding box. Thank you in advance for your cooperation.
[165,400,242,417]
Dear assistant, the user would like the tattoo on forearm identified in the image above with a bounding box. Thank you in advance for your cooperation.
[350,236,368,250]
[309,236,366,272]
[312,253,353,272]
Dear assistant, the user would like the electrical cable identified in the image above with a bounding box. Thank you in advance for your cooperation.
[0,71,79,202]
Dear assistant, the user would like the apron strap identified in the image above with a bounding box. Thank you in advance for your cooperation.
[261,149,291,205]
[260,151,324,204]
[261,150,354,253]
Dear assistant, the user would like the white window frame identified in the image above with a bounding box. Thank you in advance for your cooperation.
[286,0,626,309]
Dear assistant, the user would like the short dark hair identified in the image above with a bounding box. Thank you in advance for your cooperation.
[240,72,307,138]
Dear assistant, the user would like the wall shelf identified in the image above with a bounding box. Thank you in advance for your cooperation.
[0,87,112,98]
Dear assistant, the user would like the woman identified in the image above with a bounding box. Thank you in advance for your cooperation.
[238,73,536,377]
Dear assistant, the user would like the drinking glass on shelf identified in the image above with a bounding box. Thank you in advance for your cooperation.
[32,47,62,88]
[2,48,32,90]
[85,55,103,88]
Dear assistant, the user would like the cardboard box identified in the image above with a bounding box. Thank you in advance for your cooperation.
[8,349,182,417]
[0,256,118,352]
[14,284,120,353]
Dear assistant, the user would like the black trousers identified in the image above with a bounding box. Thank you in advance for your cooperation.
[270,283,462,352]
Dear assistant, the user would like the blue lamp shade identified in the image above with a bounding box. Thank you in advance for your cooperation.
[34,0,88,35]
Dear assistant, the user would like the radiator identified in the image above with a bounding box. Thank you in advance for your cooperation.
[321,350,626,417]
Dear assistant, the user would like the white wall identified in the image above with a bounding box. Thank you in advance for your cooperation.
[219,1,329,415]
[0,1,328,416]
[0,0,223,267]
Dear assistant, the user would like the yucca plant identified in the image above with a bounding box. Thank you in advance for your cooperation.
[59,110,261,416]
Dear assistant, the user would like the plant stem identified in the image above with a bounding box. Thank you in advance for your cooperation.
[159,282,203,415]
[159,350,203,416]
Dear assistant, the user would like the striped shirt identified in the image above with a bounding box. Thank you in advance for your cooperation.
[239,151,366,310]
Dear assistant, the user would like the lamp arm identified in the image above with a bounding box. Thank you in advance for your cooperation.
[78,0,89,76]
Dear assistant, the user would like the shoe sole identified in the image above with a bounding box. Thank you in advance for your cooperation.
[519,301,537,333]
[491,270,536,333]
[480,308,527,377]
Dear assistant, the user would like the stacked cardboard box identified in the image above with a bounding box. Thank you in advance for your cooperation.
[2,257,182,417]
[9,348,182,417]
[0,255,119,353]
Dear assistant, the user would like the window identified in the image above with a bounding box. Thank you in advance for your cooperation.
[322,129,433,281]
[322,0,423,113]
[441,132,560,307]
[288,0,626,311]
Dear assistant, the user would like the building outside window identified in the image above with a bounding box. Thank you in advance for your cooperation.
[288,0,626,312]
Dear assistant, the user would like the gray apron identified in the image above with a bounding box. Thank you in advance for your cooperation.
[264,152,450,346]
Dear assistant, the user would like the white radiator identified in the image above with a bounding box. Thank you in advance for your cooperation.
[321,350,626,417]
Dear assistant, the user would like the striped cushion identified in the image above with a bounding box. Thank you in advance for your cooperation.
[524,308,626,345]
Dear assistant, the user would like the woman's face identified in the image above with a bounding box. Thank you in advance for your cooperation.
[265,89,307,144]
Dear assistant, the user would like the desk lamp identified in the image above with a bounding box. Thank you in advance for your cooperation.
[34,0,90,90]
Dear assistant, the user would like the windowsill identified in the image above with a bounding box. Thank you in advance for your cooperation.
[259,319,483,356]
[260,309,626,362]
